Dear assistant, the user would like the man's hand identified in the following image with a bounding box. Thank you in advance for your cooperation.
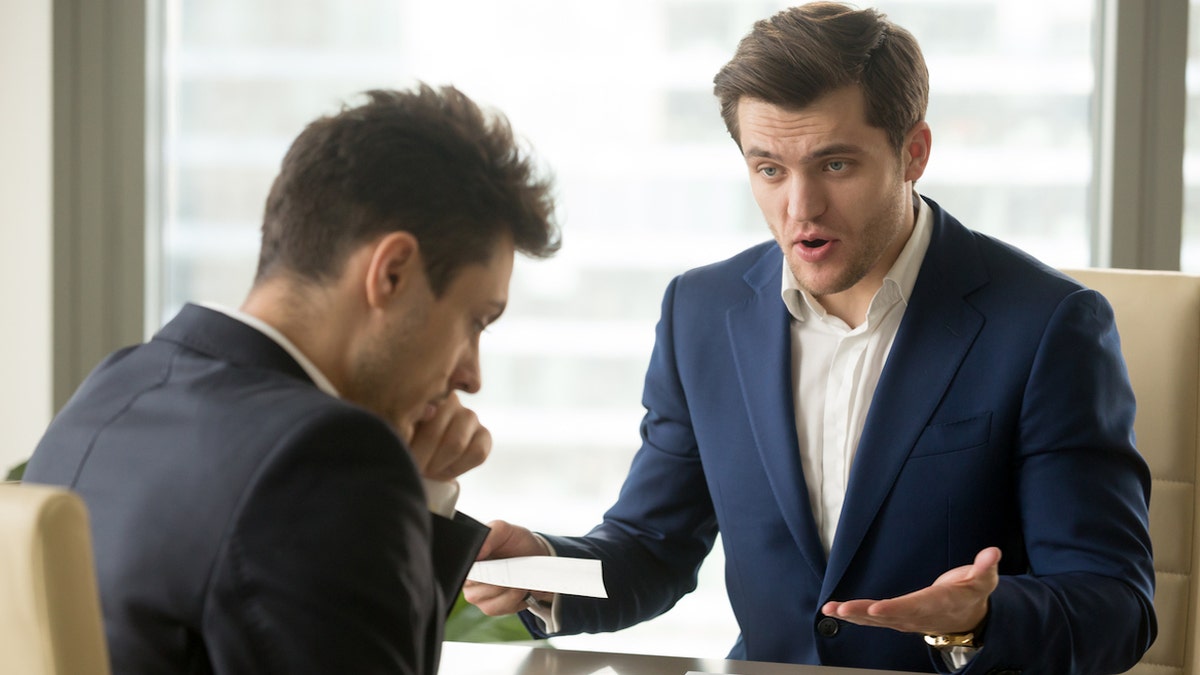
[821,547,1001,636]
[463,520,554,616]
[407,393,491,481]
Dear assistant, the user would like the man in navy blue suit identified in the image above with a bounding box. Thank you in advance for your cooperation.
[465,3,1156,673]
[25,85,560,674]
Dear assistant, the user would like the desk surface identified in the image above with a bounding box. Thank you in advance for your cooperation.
[439,641,922,675]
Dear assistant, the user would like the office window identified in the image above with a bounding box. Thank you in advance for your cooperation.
[1184,0,1200,272]
[152,0,1097,657]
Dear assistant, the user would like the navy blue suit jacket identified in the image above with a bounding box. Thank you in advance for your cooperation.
[532,198,1156,673]
[25,304,487,675]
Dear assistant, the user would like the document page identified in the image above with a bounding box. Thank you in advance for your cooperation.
[467,556,607,598]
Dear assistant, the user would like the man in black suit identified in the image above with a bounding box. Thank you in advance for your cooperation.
[24,84,560,674]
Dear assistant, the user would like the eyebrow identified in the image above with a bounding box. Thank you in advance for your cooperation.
[744,142,865,164]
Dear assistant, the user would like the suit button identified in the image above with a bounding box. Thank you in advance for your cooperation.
[816,617,840,637]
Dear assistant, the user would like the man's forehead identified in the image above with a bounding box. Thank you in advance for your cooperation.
[737,87,866,125]
[739,104,839,141]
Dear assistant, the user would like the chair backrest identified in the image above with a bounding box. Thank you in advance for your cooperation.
[1062,268,1200,675]
[0,482,111,675]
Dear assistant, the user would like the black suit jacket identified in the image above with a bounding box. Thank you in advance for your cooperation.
[25,304,488,675]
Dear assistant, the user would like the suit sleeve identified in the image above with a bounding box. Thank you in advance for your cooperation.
[432,511,490,615]
[201,406,443,675]
[523,276,720,636]
[960,289,1156,674]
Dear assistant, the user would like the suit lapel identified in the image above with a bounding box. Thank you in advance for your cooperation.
[727,246,827,581]
[821,202,988,597]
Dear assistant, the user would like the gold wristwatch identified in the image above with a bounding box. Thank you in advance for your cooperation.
[924,630,978,650]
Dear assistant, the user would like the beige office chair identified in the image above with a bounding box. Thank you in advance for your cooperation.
[0,482,111,675]
[1062,268,1200,675]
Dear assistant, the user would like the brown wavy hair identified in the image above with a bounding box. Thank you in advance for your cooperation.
[256,84,560,294]
[713,2,928,153]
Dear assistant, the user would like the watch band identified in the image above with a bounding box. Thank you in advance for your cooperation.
[924,630,978,650]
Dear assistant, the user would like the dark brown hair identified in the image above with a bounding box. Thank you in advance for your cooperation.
[255,84,560,294]
[713,2,928,152]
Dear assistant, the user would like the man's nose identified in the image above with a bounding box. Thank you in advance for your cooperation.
[451,349,482,394]
[786,176,825,223]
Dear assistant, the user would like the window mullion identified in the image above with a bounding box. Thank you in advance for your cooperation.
[1093,0,1188,270]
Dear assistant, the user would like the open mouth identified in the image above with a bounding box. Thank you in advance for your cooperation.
[800,239,829,248]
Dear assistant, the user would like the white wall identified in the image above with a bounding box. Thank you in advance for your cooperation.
[0,0,53,474]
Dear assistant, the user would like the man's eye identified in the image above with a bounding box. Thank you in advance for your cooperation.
[827,160,847,172]
[759,166,778,177]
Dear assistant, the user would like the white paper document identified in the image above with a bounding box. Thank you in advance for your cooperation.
[466,556,607,598]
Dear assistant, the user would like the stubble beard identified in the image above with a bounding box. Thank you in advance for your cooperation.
[343,300,429,438]
[788,177,910,299]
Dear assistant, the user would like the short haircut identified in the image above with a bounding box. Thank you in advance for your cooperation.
[713,2,929,152]
[255,84,560,294]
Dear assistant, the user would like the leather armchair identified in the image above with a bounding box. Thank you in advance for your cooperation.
[0,482,110,674]
[1063,268,1200,675]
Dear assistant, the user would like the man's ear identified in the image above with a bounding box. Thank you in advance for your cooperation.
[364,231,421,310]
[902,121,932,183]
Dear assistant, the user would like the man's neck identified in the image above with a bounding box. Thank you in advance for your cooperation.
[240,277,355,393]
[815,195,921,328]
[813,283,882,330]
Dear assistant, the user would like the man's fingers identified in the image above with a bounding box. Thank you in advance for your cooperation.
[409,393,458,444]
[476,520,548,560]
[823,547,1003,635]
[974,546,1002,576]
[424,412,490,480]
[824,599,875,616]
[426,434,491,481]
[407,394,460,473]
[409,393,494,481]
[462,581,528,616]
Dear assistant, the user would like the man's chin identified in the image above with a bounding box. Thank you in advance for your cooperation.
[394,419,416,444]
[791,267,855,298]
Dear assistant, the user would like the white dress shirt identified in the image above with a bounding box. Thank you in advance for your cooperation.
[781,193,932,555]
[783,196,974,670]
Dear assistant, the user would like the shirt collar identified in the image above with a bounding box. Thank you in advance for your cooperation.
[200,302,341,398]
[780,190,933,323]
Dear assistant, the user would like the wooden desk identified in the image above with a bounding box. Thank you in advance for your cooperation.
[439,641,922,674]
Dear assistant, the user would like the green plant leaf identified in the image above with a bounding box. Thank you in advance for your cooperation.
[444,592,546,644]
[5,459,26,482]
